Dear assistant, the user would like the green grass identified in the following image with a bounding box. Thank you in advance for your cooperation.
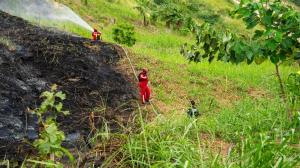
[0,36,17,50]
[112,110,223,167]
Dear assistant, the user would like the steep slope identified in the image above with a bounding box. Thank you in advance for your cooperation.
[0,11,137,157]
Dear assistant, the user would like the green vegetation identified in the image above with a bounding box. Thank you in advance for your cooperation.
[181,0,300,114]
[119,116,215,167]
[23,0,300,167]
[0,36,16,50]
[135,0,151,26]
[287,72,300,113]
[113,24,137,46]
[29,85,73,167]
[290,0,300,6]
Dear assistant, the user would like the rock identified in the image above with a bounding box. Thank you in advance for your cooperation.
[63,132,83,148]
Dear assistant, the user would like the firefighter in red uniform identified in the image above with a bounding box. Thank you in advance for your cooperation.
[92,28,101,42]
[138,68,151,104]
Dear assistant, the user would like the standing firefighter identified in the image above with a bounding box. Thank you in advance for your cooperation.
[92,28,101,42]
[138,68,151,104]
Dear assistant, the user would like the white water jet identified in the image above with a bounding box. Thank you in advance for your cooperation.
[0,0,93,32]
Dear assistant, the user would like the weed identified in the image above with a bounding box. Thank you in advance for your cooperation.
[28,85,74,167]
[0,36,16,51]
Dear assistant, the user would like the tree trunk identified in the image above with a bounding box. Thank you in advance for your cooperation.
[275,64,292,118]
[143,15,148,26]
[275,64,286,100]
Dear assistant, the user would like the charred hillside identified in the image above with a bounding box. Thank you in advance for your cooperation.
[0,11,137,157]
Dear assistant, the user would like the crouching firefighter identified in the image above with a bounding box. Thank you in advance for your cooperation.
[92,28,102,42]
[187,100,200,117]
[138,68,151,104]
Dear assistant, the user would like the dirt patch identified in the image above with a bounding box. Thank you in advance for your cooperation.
[211,78,241,108]
[200,133,233,158]
[247,87,269,99]
[0,11,137,157]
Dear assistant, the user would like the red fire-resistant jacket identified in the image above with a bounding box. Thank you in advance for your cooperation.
[138,72,148,87]
[92,31,101,40]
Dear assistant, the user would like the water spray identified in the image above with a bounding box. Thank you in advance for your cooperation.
[0,0,93,32]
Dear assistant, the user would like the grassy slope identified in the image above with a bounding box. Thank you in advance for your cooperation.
[59,0,297,114]
[51,0,298,166]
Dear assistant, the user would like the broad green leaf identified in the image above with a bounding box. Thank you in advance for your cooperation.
[233,41,245,55]
[62,110,70,115]
[55,91,66,100]
[246,50,253,60]
[253,30,264,39]
[39,102,48,113]
[237,7,251,17]
[274,31,283,42]
[55,102,63,112]
[45,123,57,135]
[282,38,293,49]
[265,39,278,51]
[264,29,273,37]
[38,141,51,154]
[245,14,259,29]
[49,133,58,143]
[270,55,280,64]
[262,15,272,26]
[279,53,286,61]
[41,91,53,98]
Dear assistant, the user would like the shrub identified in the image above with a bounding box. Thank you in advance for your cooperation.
[29,84,73,167]
[112,24,136,47]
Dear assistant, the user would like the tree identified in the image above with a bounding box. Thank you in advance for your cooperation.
[159,4,186,29]
[181,0,300,118]
[135,0,152,26]
[233,0,300,109]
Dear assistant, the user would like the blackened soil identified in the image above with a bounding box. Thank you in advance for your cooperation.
[0,11,137,158]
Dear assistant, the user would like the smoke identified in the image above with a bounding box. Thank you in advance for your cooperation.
[0,0,93,32]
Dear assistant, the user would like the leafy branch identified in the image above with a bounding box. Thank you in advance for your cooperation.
[30,84,73,167]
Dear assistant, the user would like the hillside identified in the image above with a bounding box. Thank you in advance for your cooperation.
[54,0,300,167]
[0,0,300,167]
[56,0,297,114]
[0,11,136,158]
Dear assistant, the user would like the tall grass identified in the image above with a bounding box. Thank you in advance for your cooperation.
[114,108,222,168]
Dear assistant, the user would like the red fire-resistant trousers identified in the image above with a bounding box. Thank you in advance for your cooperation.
[139,83,150,103]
